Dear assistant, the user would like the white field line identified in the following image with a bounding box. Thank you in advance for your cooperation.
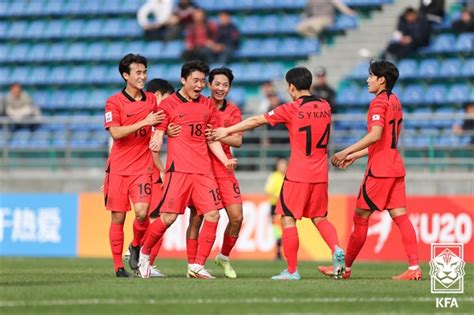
[0,296,473,308]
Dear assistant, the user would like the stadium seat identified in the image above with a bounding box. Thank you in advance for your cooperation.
[10,67,30,85]
[398,59,417,79]
[27,43,49,62]
[336,85,360,105]
[439,58,462,78]
[27,20,47,39]
[400,84,424,104]
[446,84,471,103]
[424,84,448,105]
[7,43,29,62]
[30,130,51,149]
[49,66,69,84]
[278,15,299,33]
[88,42,106,60]
[430,34,456,53]
[105,42,126,60]
[259,15,279,34]
[88,65,108,84]
[161,41,183,59]
[83,20,104,37]
[66,42,88,61]
[46,43,67,62]
[28,67,49,85]
[69,66,88,84]
[9,129,32,149]
[406,108,433,129]
[64,20,86,38]
[455,33,474,53]
[45,20,65,38]
[462,58,474,77]
[418,59,439,78]
[6,21,28,39]
[432,107,456,128]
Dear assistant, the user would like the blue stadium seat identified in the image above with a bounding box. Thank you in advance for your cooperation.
[46,43,67,62]
[357,88,372,105]
[7,43,29,62]
[238,16,260,34]
[6,2,26,17]
[44,0,63,15]
[102,19,122,37]
[83,20,104,37]
[64,20,86,38]
[161,41,183,59]
[398,59,417,79]
[446,84,471,103]
[105,42,126,60]
[439,58,462,78]
[71,130,91,148]
[236,39,260,58]
[147,64,168,79]
[228,87,246,107]
[10,67,30,85]
[400,84,424,104]
[418,59,439,78]
[49,90,71,108]
[80,1,101,14]
[27,43,49,62]
[0,68,8,86]
[406,108,433,129]
[28,67,49,85]
[126,41,145,55]
[62,1,83,15]
[49,66,69,84]
[456,33,473,52]
[89,90,109,109]
[89,65,108,84]
[69,66,88,84]
[259,15,279,34]
[9,129,32,149]
[0,22,7,38]
[45,20,65,38]
[6,21,28,39]
[331,15,358,31]
[51,130,67,149]
[336,85,360,105]
[430,34,456,53]
[66,42,88,61]
[260,39,280,57]
[144,42,164,59]
[31,90,50,109]
[88,42,106,60]
[264,63,284,80]
[70,90,89,109]
[462,58,474,77]
[424,84,448,105]
[27,20,47,39]
[278,15,299,33]
[30,130,51,149]
[301,38,320,54]
[106,66,123,84]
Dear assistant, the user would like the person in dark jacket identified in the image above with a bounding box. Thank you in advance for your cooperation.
[211,11,241,64]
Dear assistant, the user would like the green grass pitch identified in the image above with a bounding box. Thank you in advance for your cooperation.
[0,258,472,314]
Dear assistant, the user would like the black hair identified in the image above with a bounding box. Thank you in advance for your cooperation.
[369,59,399,91]
[404,7,416,15]
[285,67,312,90]
[209,67,234,85]
[118,53,147,82]
[181,60,210,79]
[147,78,175,95]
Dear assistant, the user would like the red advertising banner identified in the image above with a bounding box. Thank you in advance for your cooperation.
[351,196,473,262]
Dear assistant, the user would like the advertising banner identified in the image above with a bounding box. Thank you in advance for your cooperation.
[0,194,78,256]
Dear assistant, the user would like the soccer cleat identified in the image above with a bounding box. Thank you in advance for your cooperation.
[215,256,237,279]
[318,266,351,279]
[332,246,346,280]
[392,268,422,280]
[123,249,130,262]
[128,244,140,270]
[149,266,167,278]
[137,251,151,279]
[271,269,301,280]
[115,267,131,278]
[188,266,216,279]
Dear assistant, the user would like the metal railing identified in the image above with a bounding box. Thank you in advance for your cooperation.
[1,114,473,172]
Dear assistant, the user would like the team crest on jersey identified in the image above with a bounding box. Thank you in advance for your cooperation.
[268,110,275,116]
[372,114,380,121]
[105,111,112,122]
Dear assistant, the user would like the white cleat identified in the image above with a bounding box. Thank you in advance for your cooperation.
[137,251,151,279]
[188,265,216,280]
[149,266,167,278]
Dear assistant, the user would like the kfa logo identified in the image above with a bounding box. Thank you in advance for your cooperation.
[429,243,465,294]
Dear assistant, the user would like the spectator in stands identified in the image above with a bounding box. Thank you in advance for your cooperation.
[419,0,445,24]
[2,83,41,130]
[166,0,199,40]
[137,0,173,40]
[311,66,337,113]
[297,0,357,38]
[384,8,430,61]
[452,8,474,33]
[211,11,241,64]
[181,8,217,64]
[453,102,474,143]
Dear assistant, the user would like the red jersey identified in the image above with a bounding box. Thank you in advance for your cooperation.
[264,95,331,183]
[104,89,158,175]
[157,91,221,174]
[210,100,242,178]
[366,91,405,177]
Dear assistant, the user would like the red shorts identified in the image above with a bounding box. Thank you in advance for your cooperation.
[103,173,152,212]
[356,175,406,211]
[275,180,328,220]
[149,175,164,216]
[215,176,242,208]
[149,172,223,218]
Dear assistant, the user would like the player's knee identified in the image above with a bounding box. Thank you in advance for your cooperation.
[312,216,326,225]
[111,212,126,224]
[204,210,220,222]
[161,213,178,226]
[230,213,243,226]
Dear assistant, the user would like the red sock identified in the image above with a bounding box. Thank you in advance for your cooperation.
[221,233,238,257]
[315,219,340,253]
[150,238,163,266]
[131,218,149,247]
[109,222,124,272]
[345,214,369,268]
[195,220,218,266]
[142,218,168,255]
[282,226,299,273]
[186,238,199,264]
[393,214,419,266]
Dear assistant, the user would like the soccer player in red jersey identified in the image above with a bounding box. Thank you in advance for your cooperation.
[319,60,421,280]
[213,67,345,280]
[138,60,237,279]
[103,54,165,277]
[182,67,243,278]
[144,78,178,277]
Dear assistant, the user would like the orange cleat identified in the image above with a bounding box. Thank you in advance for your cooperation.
[318,266,351,279]
[392,268,422,280]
